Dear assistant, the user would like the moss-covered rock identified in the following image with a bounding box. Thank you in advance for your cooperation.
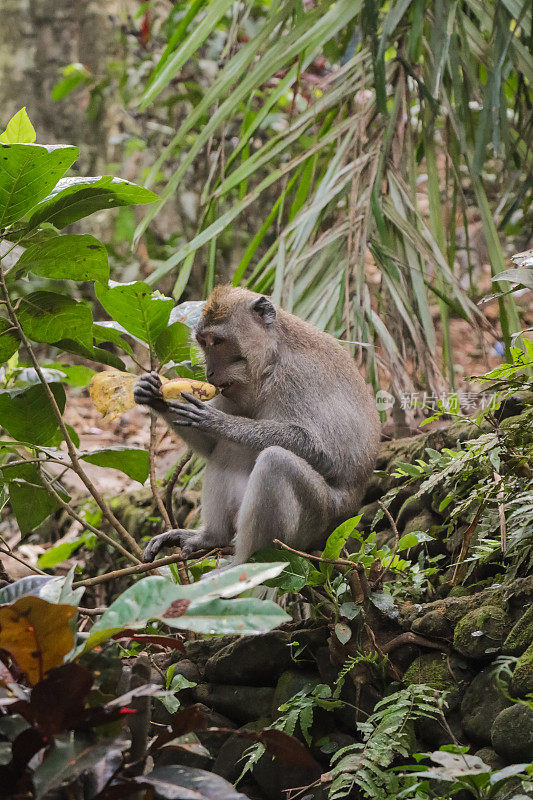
[511,642,533,698]
[460,667,510,744]
[504,604,533,656]
[491,704,533,762]
[402,652,471,695]
[411,611,452,640]
[453,606,510,659]
[273,670,320,715]
[474,747,506,770]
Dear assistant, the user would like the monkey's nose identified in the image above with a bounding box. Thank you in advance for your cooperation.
[207,370,215,380]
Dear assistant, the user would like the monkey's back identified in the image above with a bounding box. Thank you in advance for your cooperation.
[263,308,381,496]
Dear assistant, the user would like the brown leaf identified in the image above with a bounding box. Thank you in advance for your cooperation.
[0,596,76,684]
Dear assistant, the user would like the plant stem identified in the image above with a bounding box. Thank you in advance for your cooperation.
[72,552,194,588]
[0,265,144,561]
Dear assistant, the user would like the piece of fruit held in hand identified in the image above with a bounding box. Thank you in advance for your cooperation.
[90,370,215,421]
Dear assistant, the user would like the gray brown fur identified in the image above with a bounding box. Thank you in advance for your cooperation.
[134,286,381,565]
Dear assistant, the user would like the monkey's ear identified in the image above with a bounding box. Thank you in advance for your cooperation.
[252,296,276,325]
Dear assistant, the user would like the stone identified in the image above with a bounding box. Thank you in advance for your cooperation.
[212,718,268,784]
[511,642,533,698]
[202,624,328,686]
[396,494,429,529]
[272,671,320,715]
[491,704,533,762]
[253,750,324,800]
[205,631,292,686]
[403,652,469,693]
[453,606,510,659]
[411,611,452,640]
[192,684,275,724]
[460,668,510,744]
[504,605,533,656]
[474,747,506,771]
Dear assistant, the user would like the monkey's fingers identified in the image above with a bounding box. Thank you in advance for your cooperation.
[179,392,205,408]
[143,530,183,562]
[134,373,164,406]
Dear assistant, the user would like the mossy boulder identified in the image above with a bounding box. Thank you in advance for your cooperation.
[491,704,533,762]
[273,670,320,715]
[453,606,510,659]
[511,642,533,698]
[460,668,510,744]
[403,652,471,696]
[411,610,452,640]
[504,605,533,656]
[474,747,506,770]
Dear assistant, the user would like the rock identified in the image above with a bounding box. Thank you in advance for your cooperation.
[474,747,506,770]
[396,494,429,529]
[460,668,510,744]
[453,606,510,659]
[403,652,469,693]
[511,642,533,697]
[253,750,324,800]
[504,605,533,656]
[198,624,328,686]
[411,611,452,641]
[169,658,202,683]
[154,737,213,770]
[205,631,294,686]
[272,671,320,715]
[491,704,533,762]
[212,718,268,784]
[192,684,275,724]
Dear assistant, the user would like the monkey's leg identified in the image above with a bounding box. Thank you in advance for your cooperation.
[143,527,227,562]
[233,445,334,565]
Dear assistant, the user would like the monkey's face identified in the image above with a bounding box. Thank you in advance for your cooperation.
[195,326,248,396]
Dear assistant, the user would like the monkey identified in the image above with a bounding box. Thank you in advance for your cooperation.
[134,286,381,566]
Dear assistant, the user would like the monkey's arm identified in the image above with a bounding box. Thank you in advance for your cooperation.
[169,394,336,480]
[134,373,217,457]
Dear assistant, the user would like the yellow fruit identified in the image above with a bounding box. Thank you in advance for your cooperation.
[162,379,216,402]
[89,371,215,421]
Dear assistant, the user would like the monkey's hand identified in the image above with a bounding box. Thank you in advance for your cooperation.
[133,371,167,413]
[167,392,226,430]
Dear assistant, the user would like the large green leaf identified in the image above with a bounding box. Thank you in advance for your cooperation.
[27,176,158,230]
[161,596,290,635]
[0,143,78,227]
[0,108,36,144]
[82,563,289,651]
[154,320,190,365]
[80,446,150,484]
[18,291,93,349]
[13,234,109,283]
[54,337,126,372]
[0,318,19,363]
[2,462,69,534]
[0,382,65,445]
[95,281,173,347]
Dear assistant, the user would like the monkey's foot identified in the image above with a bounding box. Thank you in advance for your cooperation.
[143,529,207,562]
[134,371,165,411]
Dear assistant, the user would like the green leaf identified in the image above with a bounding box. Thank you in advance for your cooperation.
[82,564,289,651]
[80,446,149,485]
[161,596,290,635]
[38,532,96,569]
[42,363,95,386]
[0,382,65,445]
[253,548,323,592]
[322,516,361,561]
[27,176,158,230]
[2,462,69,534]
[13,234,109,283]
[0,143,78,227]
[18,291,93,349]
[154,320,190,365]
[0,318,19,364]
[52,63,91,102]
[0,108,36,144]
[93,323,134,357]
[95,281,173,347]
[54,337,126,372]
[369,591,396,615]
[335,622,352,645]
[397,533,420,551]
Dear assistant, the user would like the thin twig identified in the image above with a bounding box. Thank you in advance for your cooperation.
[72,552,195,588]
[39,470,141,565]
[378,500,401,572]
[0,547,48,576]
[273,538,357,568]
[165,451,192,528]
[149,414,172,529]
[0,263,143,561]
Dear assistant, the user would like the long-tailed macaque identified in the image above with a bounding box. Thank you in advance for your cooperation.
[134,287,381,565]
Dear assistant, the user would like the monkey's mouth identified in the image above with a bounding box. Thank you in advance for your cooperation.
[217,381,234,394]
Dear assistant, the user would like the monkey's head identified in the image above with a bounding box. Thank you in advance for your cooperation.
[195,286,277,399]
